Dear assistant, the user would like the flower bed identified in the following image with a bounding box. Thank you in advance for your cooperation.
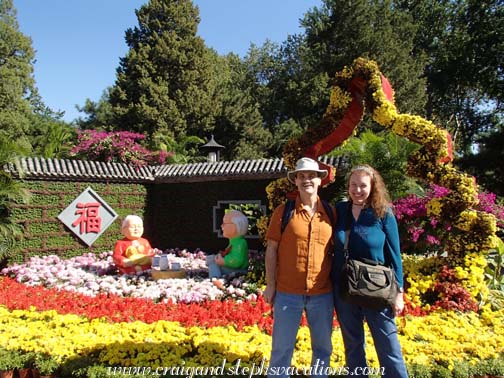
[1,249,503,377]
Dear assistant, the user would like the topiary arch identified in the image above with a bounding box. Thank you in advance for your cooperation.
[264,58,497,264]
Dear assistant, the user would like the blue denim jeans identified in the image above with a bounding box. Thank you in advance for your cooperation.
[206,255,247,278]
[268,291,334,378]
[334,292,408,377]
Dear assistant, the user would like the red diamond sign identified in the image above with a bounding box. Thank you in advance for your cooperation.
[58,187,118,246]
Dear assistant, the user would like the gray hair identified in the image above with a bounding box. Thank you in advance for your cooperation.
[121,215,143,229]
[227,210,249,236]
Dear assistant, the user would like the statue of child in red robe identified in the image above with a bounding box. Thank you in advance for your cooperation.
[113,215,155,274]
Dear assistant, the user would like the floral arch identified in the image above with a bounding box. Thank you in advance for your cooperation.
[264,58,497,265]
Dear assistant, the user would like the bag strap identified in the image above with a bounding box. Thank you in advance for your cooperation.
[345,202,391,268]
[343,202,352,260]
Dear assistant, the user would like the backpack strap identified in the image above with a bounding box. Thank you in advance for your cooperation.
[281,199,334,234]
[321,200,335,227]
[280,199,296,234]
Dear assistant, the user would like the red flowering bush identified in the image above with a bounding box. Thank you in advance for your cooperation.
[430,266,479,312]
[70,130,171,168]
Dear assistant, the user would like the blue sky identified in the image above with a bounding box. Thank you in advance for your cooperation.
[14,0,322,122]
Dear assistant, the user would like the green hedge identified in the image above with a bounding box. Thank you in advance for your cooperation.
[10,180,150,263]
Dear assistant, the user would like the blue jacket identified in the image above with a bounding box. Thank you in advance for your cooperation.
[332,201,404,289]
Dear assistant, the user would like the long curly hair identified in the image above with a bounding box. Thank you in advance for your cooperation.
[348,165,391,218]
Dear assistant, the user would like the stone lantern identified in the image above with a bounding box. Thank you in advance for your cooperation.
[201,135,225,163]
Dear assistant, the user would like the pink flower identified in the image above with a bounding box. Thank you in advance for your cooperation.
[426,234,440,245]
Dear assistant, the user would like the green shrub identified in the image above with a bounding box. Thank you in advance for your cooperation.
[0,348,29,370]
[431,364,451,378]
[477,357,504,376]
[407,363,432,378]
[452,360,471,378]
[34,353,59,375]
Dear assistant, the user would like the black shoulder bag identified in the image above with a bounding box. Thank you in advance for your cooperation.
[339,203,398,309]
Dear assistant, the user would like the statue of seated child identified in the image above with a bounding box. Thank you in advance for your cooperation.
[113,215,155,274]
[206,210,249,280]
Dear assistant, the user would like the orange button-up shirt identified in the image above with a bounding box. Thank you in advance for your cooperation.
[266,196,334,295]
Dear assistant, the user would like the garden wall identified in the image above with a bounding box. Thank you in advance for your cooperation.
[147,179,274,253]
[7,156,343,262]
[10,181,150,263]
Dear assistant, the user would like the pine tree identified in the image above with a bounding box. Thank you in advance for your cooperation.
[109,0,218,140]
[301,0,428,117]
[0,0,37,148]
[211,52,272,160]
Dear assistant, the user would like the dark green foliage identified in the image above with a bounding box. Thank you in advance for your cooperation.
[0,0,36,147]
[212,56,273,160]
[151,133,205,164]
[0,136,30,267]
[109,0,217,140]
[457,124,504,196]
[329,130,423,200]
[397,0,503,155]
[301,0,428,117]
[27,113,76,158]
[0,0,68,156]
[75,88,116,131]
[242,39,320,155]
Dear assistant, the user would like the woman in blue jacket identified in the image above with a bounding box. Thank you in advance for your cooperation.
[332,165,408,377]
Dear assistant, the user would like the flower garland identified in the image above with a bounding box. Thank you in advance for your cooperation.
[263,57,497,266]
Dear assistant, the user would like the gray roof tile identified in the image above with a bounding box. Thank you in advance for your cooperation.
[4,156,344,183]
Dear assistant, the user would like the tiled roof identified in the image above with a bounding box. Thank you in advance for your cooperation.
[3,156,344,183]
[4,157,155,183]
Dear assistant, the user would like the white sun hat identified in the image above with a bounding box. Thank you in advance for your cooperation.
[287,157,328,184]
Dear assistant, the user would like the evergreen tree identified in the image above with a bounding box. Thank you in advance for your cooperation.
[0,0,37,149]
[108,0,218,140]
[242,38,321,155]
[458,124,504,196]
[397,0,503,155]
[210,52,272,160]
[301,0,428,118]
[75,88,115,131]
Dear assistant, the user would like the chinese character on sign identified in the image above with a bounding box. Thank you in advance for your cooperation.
[58,187,118,246]
[72,202,102,234]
